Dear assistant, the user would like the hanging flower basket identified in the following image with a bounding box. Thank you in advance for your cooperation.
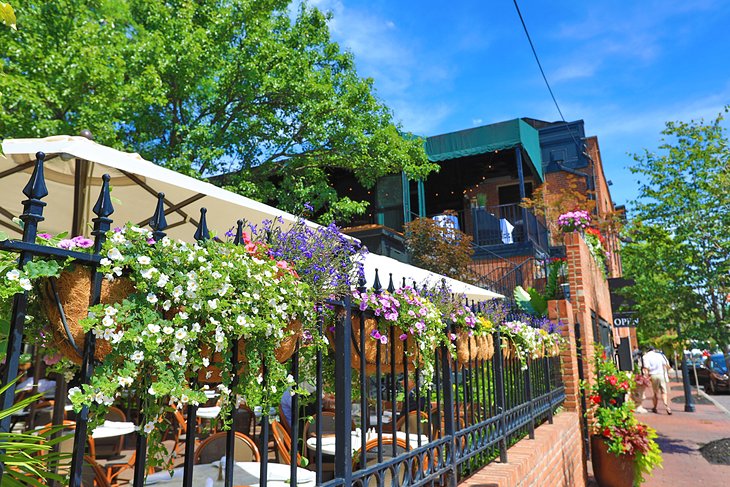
[199,319,303,383]
[501,336,516,360]
[477,333,494,361]
[455,330,477,366]
[329,311,419,374]
[40,265,134,365]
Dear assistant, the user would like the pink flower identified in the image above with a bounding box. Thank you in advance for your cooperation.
[379,335,388,345]
[38,233,52,240]
[146,237,156,245]
[57,239,76,250]
[449,333,457,341]
[71,236,94,248]
[399,333,408,341]
[370,329,382,340]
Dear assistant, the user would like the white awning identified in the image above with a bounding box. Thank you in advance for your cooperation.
[1,135,503,300]
[361,252,503,301]
[1,135,308,241]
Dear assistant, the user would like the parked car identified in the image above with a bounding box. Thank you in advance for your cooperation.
[704,353,730,394]
[687,357,710,386]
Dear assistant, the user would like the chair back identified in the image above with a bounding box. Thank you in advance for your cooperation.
[353,437,408,486]
[270,420,302,466]
[233,406,254,437]
[82,455,111,487]
[94,406,126,459]
[28,400,54,430]
[396,410,432,437]
[194,432,260,464]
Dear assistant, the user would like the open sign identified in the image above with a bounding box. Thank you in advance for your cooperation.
[613,316,638,328]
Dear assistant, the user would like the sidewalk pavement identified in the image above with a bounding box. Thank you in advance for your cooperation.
[616,378,730,485]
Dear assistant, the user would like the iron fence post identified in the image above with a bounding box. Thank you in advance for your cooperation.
[493,330,508,464]
[0,153,48,482]
[525,359,535,440]
[334,295,353,485]
[440,339,457,487]
[69,173,114,487]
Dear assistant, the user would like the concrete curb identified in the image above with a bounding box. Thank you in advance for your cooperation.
[698,388,730,419]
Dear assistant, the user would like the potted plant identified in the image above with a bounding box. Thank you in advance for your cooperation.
[584,352,662,486]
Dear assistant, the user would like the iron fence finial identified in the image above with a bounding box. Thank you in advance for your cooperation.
[149,192,167,240]
[234,219,244,245]
[373,268,382,294]
[92,174,114,218]
[22,152,48,200]
[194,208,210,241]
[387,273,395,293]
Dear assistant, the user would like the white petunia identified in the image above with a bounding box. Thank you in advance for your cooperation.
[162,300,172,311]
[163,326,174,335]
[143,421,155,434]
[191,322,201,333]
[156,274,169,287]
[207,299,218,310]
[131,351,144,363]
[146,293,158,304]
[140,268,155,280]
[175,328,187,340]
[147,323,161,334]
[137,256,151,265]
[148,386,156,396]
[202,357,209,367]
[107,248,123,261]
[104,306,118,316]
[99,258,111,266]
[102,315,115,328]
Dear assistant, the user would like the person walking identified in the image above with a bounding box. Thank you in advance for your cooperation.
[642,346,672,415]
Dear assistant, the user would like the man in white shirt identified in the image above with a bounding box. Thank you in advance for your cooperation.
[642,347,672,415]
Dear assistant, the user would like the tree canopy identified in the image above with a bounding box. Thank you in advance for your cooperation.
[623,110,730,347]
[0,0,434,222]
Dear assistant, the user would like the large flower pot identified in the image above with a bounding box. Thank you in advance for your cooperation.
[591,435,635,487]
[455,332,494,368]
[41,266,134,364]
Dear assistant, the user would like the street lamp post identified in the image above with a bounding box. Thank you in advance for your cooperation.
[677,325,695,413]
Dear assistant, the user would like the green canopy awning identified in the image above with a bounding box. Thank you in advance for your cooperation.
[425,119,544,181]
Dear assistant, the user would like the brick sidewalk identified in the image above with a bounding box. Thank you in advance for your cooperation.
[630,378,730,485]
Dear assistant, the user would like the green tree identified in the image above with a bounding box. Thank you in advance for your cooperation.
[0,0,434,222]
[625,110,730,349]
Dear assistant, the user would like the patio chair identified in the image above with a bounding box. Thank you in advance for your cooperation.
[396,410,433,439]
[94,406,126,460]
[270,420,302,466]
[82,455,112,487]
[301,411,338,475]
[352,437,409,486]
[233,405,255,438]
[194,431,260,464]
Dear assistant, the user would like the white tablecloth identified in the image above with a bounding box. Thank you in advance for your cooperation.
[306,432,430,456]
[197,407,221,419]
[92,421,137,439]
[144,461,315,486]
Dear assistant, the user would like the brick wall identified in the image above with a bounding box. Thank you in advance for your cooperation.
[458,412,586,487]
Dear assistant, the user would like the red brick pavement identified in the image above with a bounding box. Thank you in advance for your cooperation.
[628,378,730,486]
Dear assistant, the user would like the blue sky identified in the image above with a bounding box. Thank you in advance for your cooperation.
[309,0,730,207]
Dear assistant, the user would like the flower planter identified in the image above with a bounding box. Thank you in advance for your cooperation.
[330,311,419,374]
[40,266,134,364]
[591,435,635,487]
[455,332,494,367]
[501,337,516,360]
[199,319,302,383]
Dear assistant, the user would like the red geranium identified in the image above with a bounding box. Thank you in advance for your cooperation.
[607,375,618,386]
[591,395,601,404]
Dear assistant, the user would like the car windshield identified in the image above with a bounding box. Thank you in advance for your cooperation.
[710,356,728,373]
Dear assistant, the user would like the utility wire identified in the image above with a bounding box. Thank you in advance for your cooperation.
[512,0,567,123]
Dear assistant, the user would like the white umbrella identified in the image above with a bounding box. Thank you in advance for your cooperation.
[0,135,307,241]
[361,252,503,302]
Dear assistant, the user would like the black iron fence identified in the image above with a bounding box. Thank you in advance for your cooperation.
[0,153,564,486]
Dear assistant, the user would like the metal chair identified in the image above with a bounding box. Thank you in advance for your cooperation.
[352,437,409,486]
[194,431,260,464]
[270,420,302,466]
[396,410,433,439]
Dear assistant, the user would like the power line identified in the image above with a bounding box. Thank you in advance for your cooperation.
[511,0,567,123]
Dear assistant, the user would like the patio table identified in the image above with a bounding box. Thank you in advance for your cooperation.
[144,461,315,486]
[91,421,137,439]
[197,406,221,419]
[306,431,430,456]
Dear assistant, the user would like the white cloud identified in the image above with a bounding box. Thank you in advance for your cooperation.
[472,118,483,126]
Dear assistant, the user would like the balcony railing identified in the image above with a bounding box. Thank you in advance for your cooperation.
[470,204,549,251]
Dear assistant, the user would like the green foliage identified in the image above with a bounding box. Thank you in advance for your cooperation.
[625,110,729,346]
[0,380,70,486]
[513,285,547,317]
[0,0,434,223]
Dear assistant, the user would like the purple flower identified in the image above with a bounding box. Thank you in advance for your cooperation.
[146,237,156,245]
[71,236,94,248]
[113,227,123,233]
[303,202,314,212]
[225,228,235,238]
[449,333,457,341]
[380,335,388,345]
[38,233,52,240]
[302,330,313,343]
[370,329,382,340]
[57,239,76,250]
[399,333,408,341]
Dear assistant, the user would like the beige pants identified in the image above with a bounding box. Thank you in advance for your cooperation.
[650,374,667,395]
